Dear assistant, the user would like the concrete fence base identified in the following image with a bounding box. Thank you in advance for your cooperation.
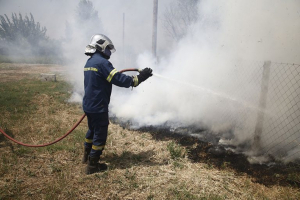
[40,73,56,82]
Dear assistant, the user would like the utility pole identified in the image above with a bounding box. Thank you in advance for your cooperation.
[152,0,158,59]
[253,61,271,153]
[123,13,125,66]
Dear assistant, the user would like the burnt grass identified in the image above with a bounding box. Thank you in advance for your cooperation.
[140,126,300,188]
[110,117,300,188]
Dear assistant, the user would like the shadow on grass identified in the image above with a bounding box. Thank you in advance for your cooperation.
[104,150,165,170]
[137,126,300,188]
[0,128,15,151]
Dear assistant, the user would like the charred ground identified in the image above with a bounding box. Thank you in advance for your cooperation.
[1,63,300,199]
[111,118,300,188]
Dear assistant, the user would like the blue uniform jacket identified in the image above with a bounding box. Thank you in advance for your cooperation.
[83,52,133,113]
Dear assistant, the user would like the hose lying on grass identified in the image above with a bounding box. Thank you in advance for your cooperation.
[0,68,140,147]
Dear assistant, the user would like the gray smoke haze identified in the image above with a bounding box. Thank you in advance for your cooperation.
[0,0,173,99]
[112,0,300,121]
[110,0,300,163]
[1,0,299,163]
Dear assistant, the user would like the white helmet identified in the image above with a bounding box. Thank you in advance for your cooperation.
[85,34,116,56]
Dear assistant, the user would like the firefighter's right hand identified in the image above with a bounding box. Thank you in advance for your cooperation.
[132,68,153,87]
[138,68,153,82]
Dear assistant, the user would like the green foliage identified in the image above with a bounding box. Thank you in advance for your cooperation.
[0,13,63,63]
[0,13,47,44]
[75,0,103,34]
[76,0,99,22]
[167,141,185,160]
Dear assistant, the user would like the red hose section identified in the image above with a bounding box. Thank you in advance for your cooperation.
[0,114,86,147]
[119,68,140,73]
[0,68,139,147]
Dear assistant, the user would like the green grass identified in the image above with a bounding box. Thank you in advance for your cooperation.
[14,147,32,156]
[1,64,300,200]
[0,74,85,155]
[0,79,72,127]
[0,54,64,64]
[287,172,300,186]
[168,186,224,200]
[167,141,185,160]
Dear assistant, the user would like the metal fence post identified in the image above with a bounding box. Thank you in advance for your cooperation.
[253,61,271,152]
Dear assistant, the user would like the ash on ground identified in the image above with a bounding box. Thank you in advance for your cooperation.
[109,116,300,188]
[110,116,253,158]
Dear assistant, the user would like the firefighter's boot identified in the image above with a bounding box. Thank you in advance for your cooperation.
[86,156,107,175]
[82,147,91,164]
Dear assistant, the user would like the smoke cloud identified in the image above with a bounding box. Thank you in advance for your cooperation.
[110,0,300,163]
[1,0,299,163]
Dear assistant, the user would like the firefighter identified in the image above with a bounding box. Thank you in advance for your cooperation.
[82,34,153,174]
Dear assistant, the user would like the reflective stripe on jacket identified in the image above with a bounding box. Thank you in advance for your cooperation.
[83,52,133,113]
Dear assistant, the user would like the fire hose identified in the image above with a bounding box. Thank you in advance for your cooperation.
[0,68,140,147]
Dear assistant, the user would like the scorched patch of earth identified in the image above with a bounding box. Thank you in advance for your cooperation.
[111,117,300,188]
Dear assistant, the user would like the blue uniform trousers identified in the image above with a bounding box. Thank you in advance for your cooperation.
[84,112,109,158]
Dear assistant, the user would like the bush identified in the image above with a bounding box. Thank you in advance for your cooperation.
[167,141,185,160]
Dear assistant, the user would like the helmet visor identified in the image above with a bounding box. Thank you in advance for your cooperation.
[107,44,116,53]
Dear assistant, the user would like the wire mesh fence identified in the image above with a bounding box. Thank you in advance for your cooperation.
[222,61,300,163]
[260,62,300,163]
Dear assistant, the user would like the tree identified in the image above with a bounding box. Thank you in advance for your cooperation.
[0,13,47,45]
[75,0,103,34]
[0,13,63,63]
[64,21,73,42]
[61,0,103,63]
[76,0,98,22]
[162,0,199,41]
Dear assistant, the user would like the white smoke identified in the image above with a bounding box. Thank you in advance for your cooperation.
[113,0,300,123]
[1,0,299,163]
[110,0,300,163]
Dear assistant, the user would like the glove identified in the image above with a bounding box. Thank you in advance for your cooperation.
[132,68,153,87]
[138,68,153,82]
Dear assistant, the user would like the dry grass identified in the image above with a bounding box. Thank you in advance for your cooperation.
[0,63,299,199]
[0,63,64,83]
